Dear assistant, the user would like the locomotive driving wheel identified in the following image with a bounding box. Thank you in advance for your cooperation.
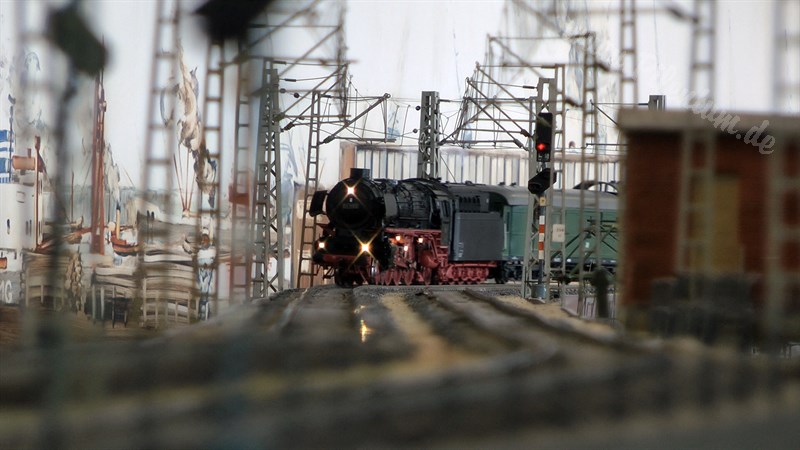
[422,267,439,286]
[334,271,344,287]
[368,259,380,285]
[334,271,354,288]
[494,262,508,284]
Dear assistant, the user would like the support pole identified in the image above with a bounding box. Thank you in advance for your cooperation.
[252,65,284,298]
[90,72,106,255]
[417,91,440,179]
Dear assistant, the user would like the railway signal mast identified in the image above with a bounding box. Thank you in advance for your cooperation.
[534,112,554,163]
[523,77,558,300]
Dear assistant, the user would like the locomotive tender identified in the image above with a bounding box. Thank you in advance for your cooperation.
[310,168,618,287]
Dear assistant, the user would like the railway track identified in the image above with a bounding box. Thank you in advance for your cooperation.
[1,285,798,448]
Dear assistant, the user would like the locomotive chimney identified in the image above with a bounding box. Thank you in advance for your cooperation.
[350,168,371,180]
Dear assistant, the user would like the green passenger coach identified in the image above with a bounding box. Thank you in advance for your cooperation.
[483,185,619,283]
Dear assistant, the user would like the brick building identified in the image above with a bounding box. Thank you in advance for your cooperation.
[617,110,799,337]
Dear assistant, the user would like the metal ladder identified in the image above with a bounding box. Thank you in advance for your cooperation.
[765,133,800,348]
[577,32,601,315]
[688,0,716,104]
[676,0,716,300]
[296,91,323,288]
[548,66,568,304]
[619,0,639,109]
[138,0,180,320]
[191,38,225,314]
[676,131,715,276]
[772,1,800,113]
[252,64,284,299]
[229,40,254,303]
[615,0,639,315]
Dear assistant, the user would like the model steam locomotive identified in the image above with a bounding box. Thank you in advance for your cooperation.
[310,168,618,287]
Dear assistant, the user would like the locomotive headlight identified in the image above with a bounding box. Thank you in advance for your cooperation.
[361,242,370,253]
[346,186,355,196]
[317,241,326,250]
[417,237,424,244]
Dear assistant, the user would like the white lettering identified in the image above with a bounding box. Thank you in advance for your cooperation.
[758,135,776,154]
[744,120,769,146]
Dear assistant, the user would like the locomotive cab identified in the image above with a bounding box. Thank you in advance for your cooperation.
[447,185,504,262]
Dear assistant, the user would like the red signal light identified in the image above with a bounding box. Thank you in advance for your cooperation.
[536,142,547,152]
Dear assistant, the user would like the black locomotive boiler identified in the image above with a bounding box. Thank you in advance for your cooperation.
[310,168,508,286]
